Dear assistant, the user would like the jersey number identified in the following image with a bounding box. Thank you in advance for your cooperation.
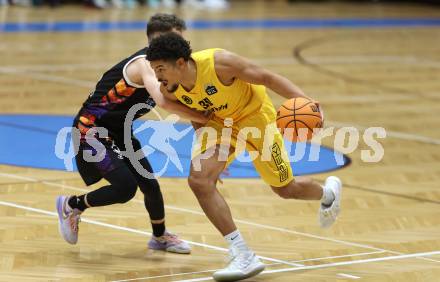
[198,98,213,109]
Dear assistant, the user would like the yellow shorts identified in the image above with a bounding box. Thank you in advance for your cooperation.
[192,97,294,187]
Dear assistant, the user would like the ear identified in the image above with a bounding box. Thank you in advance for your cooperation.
[176,58,186,69]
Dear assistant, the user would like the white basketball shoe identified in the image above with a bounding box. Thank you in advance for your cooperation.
[319,176,342,228]
[213,249,265,281]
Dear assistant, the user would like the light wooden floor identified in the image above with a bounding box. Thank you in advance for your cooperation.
[1,1,440,281]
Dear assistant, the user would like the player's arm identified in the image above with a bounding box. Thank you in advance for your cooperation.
[129,59,209,124]
[214,50,311,100]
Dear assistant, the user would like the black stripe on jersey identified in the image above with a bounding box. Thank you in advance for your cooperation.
[122,77,130,87]
[104,92,111,104]
[113,86,127,99]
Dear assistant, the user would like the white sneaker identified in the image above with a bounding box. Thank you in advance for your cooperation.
[213,249,265,282]
[56,196,82,244]
[319,176,342,228]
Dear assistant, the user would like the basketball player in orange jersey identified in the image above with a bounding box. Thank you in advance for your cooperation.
[147,33,342,281]
[56,15,209,254]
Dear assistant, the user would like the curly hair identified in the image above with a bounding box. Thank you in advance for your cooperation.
[146,33,192,62]
[146,13,186,39]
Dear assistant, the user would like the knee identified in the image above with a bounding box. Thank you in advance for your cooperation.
[139,178,160,195]
[188,174,215,197]
[116,177,138,203]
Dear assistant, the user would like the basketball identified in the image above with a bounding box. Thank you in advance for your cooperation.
[276,97,323,142]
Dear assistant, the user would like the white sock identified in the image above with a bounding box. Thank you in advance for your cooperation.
[224,230,249,252]
[321,185,335,206]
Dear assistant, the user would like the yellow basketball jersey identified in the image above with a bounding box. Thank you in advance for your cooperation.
[175,48,268,121]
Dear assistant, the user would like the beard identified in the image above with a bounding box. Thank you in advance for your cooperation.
[167,84,179,93]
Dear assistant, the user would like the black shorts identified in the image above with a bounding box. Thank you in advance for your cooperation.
[75,135,150,186]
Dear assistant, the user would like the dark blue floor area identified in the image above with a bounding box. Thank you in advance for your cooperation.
[1,18,439,33]
[0,114,349,178]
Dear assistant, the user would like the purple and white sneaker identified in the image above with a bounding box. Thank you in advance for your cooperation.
[148,231,191,254]
[56,196,82,244]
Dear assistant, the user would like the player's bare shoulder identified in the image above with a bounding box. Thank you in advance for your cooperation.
[125,57,146,86]
[213,49,236,85]
[213,49,237,69]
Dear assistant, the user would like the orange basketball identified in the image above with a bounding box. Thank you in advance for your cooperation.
[276,97,323,142]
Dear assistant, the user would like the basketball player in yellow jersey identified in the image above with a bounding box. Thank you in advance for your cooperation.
[147,33,342,281]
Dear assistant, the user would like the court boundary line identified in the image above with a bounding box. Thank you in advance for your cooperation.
[1,171,440,265]
[112,250,384,282]
[174,250,440,282]
[0,198,365,280]
[0,187,387,282]
[0,172,390,252]
[337,273,361,279]
[2,18,440,34]
[0,199,302,267]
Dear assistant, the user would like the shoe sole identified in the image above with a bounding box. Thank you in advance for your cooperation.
[166,246,191,254]
[213,263,265,282]
[148,242,191,254]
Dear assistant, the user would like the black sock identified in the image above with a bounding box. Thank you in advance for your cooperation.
[68,195,88,212]
[152,222,165,237]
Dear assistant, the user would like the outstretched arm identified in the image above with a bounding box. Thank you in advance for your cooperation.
[214,50,311,100]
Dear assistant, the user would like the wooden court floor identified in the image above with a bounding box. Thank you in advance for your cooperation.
[1,1,440,281]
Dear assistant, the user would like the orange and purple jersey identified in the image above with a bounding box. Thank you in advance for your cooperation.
[74,47,155,141]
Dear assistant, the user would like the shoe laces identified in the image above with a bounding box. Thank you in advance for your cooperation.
[63,197,81,232]
[321,207,331,216]
[225,247,239,263]
[321,204,338,218]
[229,251,254,270]
[157,232,182,245]
[68,210,81,233]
